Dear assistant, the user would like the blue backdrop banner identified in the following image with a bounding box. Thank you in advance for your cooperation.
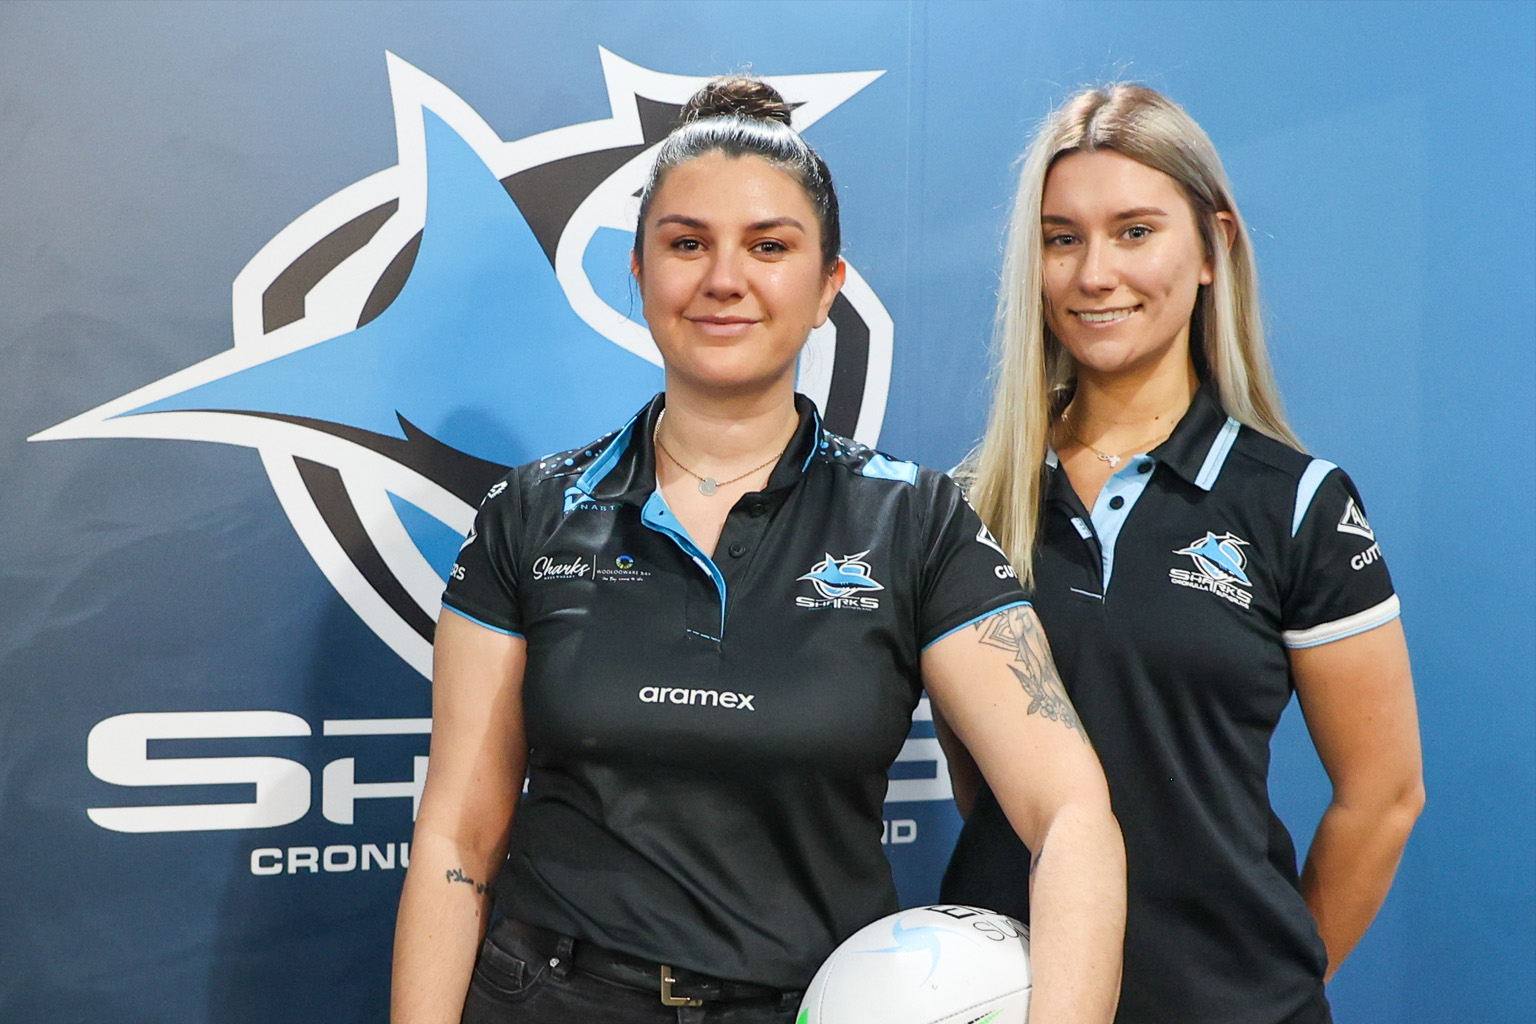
[1,3,1532,1022]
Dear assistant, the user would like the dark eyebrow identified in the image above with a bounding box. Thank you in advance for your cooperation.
[747,217,806,233]
[654,214,708,230]
[652,214,807,233]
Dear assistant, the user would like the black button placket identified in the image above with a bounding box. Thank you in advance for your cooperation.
[713,493,774,639]
[1048,468,1106,598]
[638,492,728,645]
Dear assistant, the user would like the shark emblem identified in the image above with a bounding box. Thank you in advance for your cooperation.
[861,915,975,987]
[1174,531,1253,586]
[29,50,894,678]
[799,551,885,600]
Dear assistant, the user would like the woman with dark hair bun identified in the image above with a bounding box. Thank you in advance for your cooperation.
[391,75,1125,1024]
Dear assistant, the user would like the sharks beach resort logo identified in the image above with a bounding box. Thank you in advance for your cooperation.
[797,550,885,610]
[30,49,894,679]
[1169,530,1254,609]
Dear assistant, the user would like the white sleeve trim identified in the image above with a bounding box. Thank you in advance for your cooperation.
[1282,594,1401,649]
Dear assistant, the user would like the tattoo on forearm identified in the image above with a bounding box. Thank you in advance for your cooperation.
[445,867,491,895]
[975,607,1086,740]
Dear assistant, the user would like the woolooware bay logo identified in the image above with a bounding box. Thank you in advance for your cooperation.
[31,49,894,681]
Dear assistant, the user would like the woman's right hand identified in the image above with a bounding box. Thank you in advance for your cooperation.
[391,610,529,1024]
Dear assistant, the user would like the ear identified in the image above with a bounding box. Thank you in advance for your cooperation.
[1215,210,1238,251]
[813,258,848,327]
[630,248,642,283]
[1202,211,1237,286]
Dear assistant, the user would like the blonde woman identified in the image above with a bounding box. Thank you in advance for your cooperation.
[937,85,1423,1024]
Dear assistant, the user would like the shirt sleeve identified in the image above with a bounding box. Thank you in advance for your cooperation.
[440,473,525,636]
[918,472,1031,649]
[1281,464,1399,649]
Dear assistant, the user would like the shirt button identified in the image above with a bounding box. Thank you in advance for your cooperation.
[1109,495,1125,510]
[749,504,767,517]
[728,543,747,558]
[1138,461,1152,474]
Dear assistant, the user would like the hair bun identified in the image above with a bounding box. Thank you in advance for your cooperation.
[681,76,793,126]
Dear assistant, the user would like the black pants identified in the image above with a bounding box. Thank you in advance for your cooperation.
[461,919,803,1024]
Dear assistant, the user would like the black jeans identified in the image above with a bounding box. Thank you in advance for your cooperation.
[460,919,803,1024]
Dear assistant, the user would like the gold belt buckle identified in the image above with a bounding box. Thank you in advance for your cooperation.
[659,965,703,1007]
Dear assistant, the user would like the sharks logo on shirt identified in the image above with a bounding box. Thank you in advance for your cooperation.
[797,551,884,610]
[1170,531,1254,609]
[30,50,894,677]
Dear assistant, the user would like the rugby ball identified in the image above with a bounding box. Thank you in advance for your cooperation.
[798,905,1030,1024]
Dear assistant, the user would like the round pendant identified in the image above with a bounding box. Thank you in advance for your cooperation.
[697,477,719,496]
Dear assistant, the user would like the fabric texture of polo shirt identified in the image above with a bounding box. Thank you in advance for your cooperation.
[941,385,1399,1024]
[442,393,1027,989]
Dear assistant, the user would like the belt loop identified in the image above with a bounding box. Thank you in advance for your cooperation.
[549,934,574,980]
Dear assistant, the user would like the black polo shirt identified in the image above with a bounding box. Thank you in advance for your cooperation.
[942,386,1399,1024]
[442,393,1026,989]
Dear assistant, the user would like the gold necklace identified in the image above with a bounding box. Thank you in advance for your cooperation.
[1058,412,1172,470]
[653,412,787,496]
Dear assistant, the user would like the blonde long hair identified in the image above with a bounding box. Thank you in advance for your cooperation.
[966,84,1302,586]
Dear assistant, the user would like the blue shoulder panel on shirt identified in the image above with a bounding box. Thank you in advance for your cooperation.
[1292,459,1339,537]
[1194,417,1242,491]
[860,452,919,485]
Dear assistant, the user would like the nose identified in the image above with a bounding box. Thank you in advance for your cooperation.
[703,246,747,299]
[1076,236,1117,293]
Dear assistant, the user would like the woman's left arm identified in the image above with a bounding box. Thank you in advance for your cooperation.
[1291,617,1425,980]
[923,605,1125,1024]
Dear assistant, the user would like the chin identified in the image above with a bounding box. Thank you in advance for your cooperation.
[672,362,797,397]
[1069,339,1184,380]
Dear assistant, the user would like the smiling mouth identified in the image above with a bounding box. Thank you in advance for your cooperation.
[1074,306,1139,324]
[687,315,760,337]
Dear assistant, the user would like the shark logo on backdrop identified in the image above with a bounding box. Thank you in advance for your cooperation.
[30,50,893,678]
